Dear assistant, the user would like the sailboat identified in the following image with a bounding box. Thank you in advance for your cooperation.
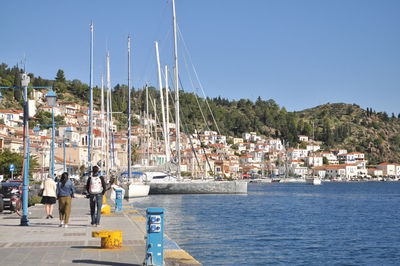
[146,0,247,194]
[122,36,150,198]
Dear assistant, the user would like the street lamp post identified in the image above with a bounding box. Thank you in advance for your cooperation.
[0,78,53,226]
[63,135,66,173]
[20,73,30,226]
[45,90,57,179]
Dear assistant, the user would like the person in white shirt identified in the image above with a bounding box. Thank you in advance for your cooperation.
[40,176,57,219]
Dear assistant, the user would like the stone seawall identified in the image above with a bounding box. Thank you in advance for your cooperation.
[150,180,247,194]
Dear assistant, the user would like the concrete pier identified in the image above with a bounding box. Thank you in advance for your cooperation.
[0,196,201,265]
[150,180,248,194]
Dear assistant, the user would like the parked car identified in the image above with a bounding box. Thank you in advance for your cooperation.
[0,182,22,213]
[0,194,3,212]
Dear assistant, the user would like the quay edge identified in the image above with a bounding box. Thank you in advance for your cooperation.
[149,180,248,194]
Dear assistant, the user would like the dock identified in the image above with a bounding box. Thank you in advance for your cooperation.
[0,196,201,266]
[150,180,248,194]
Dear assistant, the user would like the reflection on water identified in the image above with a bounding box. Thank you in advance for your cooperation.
[134,182,400,266]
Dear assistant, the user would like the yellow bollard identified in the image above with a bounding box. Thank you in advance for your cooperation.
[101,204,111,215]
[92,230,123,249]
[102,194,107,204]
[101,194,110,215]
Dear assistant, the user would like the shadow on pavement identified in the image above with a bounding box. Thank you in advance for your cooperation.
[72,259,141,266]
[71,246,101,249]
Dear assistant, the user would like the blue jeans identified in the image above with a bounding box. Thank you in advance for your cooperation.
[90,194,103,225]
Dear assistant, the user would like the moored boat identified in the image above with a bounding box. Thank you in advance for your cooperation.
[305,176,322,185]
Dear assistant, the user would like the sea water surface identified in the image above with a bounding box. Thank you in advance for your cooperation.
[133,182,400,265]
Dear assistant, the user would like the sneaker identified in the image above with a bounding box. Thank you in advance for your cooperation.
[49,215,54,219]
[59,221,64,227]
[46,215,50,219]
[64,224,68,228]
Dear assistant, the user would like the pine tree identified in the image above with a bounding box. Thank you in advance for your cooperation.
[55,69,66,83]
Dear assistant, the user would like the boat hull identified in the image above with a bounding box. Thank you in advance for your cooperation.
[121,183,150,198]
[149,180,247,194]
[305,177,322,185]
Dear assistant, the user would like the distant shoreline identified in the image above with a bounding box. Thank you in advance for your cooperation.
[247,177,399,183]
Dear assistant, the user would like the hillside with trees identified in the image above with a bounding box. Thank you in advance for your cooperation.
[1,63,399,165]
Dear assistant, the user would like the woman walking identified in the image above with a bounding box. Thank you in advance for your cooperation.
[57,172,75,228]
[40,175,57,218]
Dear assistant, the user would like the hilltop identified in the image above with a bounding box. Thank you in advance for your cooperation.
[297,103,400,164]
[1,63,399,165]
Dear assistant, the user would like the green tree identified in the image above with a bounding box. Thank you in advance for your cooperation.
[0,149,39,179]
[55,69,66,83]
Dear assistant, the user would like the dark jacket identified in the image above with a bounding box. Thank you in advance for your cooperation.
[86,175,107,195]
[57,179,75,198]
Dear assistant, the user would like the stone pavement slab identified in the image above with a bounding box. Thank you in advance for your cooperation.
[0,196,145,266]
[0,195,202,266]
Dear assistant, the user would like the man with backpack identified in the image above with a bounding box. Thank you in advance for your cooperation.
[86,166,107,227]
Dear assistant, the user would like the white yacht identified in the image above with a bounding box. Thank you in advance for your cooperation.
[119,172,150,198]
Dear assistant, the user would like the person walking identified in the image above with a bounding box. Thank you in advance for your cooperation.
[40,175,57,218]
[57,172,75,228]
[86,166,106,227]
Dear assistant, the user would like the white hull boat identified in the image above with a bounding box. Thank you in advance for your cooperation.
[125,182,150,198]
[305,177,322,185]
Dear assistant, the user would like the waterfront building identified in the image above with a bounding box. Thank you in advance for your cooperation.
[312,166,327,178]
[377,163,399,177]
[325,164,357,180]
[367,168,383,177]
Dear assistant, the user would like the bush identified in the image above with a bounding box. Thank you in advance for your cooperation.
[28,196,42,206]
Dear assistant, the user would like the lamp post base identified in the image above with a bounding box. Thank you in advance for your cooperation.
[20,215,29,226]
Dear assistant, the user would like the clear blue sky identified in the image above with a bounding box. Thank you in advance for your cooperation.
[2,0,400,114]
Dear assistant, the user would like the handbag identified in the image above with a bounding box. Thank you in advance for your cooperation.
[38,189,44,197]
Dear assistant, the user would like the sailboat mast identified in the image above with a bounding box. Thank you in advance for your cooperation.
[165,65,170,162]
[106,52,112,170]
[172,0,181,178]
[155,41,167,160]
[146,84,150,166]
[127,36,132,180]
[154,100,158,162]
[101,74,105,174]
[88,22,94,170]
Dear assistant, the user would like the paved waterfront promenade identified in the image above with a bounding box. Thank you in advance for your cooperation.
[0,196,201,266]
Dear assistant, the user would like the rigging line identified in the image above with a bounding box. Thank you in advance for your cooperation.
[177,24,221,135]
[148,95,167,141]
[164,67,176,125]
[137,4,171,87]
[178,75,214,178]
[180,43,212,132]
[179,106,204,179]
[175,78,204,177]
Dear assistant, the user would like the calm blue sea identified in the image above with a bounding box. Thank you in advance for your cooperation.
[133,182,400,265]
